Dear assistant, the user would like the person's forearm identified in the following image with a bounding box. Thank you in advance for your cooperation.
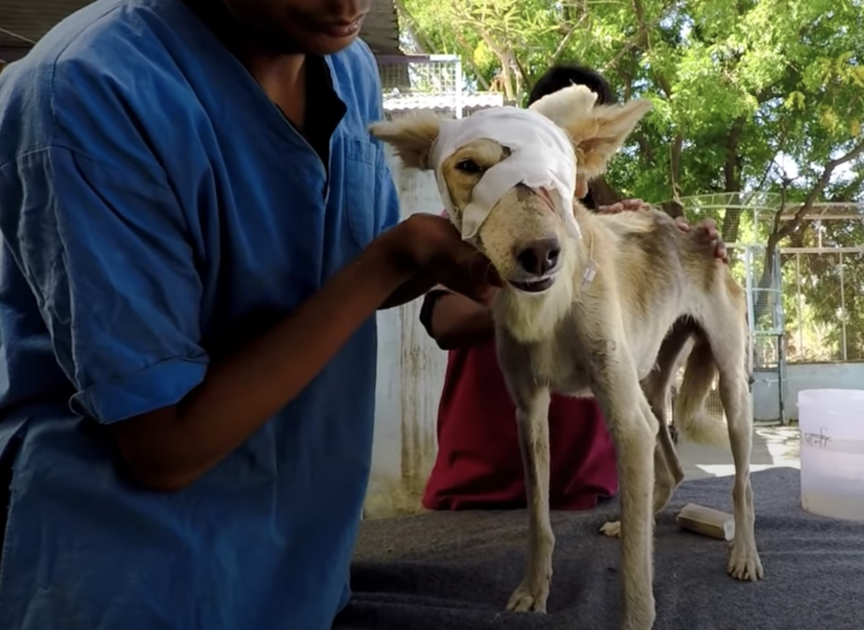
[380,272,437,309]
[110,243,412,491]
[430,293,495,350]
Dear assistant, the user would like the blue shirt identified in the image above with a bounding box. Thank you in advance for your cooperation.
[0,1,399,628]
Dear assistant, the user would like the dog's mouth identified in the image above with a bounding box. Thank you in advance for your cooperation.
[508,277,555,293]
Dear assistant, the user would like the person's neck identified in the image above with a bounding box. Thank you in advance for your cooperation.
[234,45,307,108]
[183,0,307,111]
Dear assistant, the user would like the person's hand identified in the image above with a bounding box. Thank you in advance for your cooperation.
[377,213,503,305]
[673,216,728,264]
[597,198,652,214]
[598,199,728,264]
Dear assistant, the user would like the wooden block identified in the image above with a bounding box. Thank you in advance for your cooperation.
[676,503,735,541]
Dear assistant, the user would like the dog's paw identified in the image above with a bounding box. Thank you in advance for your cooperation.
[727,544,764,581]
[621,603,657,630]
[600,520,621,538]
[506,580,549,613]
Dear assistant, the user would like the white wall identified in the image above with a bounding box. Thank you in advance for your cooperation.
[365,148,447,519]
[753,362,864,422]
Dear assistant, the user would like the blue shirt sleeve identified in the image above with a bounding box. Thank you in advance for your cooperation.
[0,147,209,425]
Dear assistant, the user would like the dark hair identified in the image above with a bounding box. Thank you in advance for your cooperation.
[527,64,615,106]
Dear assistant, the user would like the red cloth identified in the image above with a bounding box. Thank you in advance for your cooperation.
[422,337,618,511]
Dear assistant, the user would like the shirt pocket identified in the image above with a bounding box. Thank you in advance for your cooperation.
[342,137,380,250]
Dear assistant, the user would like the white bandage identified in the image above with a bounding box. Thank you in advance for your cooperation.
[428,106,583,242]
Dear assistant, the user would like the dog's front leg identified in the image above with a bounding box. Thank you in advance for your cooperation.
[590,346,657,630]
[601,329,690,540]
[505,385,554,613]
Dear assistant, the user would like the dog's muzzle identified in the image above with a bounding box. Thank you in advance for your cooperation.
[507,237,562,293]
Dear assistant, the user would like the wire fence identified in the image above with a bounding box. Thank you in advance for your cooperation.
[376,54,507,121]
[663,194,864,425]
[781,249,864,363]
[376,54,463,119]
[673,194,864,365]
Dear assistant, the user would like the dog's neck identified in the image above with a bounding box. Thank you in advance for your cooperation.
[492,202,598,344]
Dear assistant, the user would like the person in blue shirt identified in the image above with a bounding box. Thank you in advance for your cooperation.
[0,1,498,629]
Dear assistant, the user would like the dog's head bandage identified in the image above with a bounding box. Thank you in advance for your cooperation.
[428,107,583,242]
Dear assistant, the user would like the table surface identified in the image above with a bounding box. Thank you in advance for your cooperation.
[335,468,864,630]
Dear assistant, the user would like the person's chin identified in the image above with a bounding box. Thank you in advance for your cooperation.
[300,31,361,55]
[278,15,363,55]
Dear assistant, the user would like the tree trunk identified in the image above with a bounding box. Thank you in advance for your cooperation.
[720,117,746,244]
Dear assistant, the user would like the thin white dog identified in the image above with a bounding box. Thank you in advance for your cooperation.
[370,86,763,630]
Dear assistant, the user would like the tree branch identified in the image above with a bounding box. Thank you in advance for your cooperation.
[600,0,678,77]
[631,0,674,97]
[549,12,590,66]
[453,32,491,90]
[724,117,746,192]
[669,131,684,200]
[829,169,864,202]
[448,3,521,101]
[394,0,435,54]
[775,138,864,241]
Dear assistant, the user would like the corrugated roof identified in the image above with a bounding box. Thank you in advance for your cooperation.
[361,0,401,56]
[383,93,505,113]
[0,0,402,56]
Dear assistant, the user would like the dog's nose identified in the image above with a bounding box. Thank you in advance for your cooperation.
[515,238,561,275]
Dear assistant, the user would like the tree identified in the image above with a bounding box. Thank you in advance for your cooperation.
[401,0,864,362]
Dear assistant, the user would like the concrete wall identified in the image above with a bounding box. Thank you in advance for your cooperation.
[366,149,446,520]
[753,362,864,422]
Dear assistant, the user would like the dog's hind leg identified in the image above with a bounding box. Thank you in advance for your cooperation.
[702,300,763,581]
[648,322,692,508]
[505,386,555,613]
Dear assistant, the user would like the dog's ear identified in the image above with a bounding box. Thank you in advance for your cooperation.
[528,84,599,124]
[563,99,653,179]
[528,85,652,180]
[368,111,441,170]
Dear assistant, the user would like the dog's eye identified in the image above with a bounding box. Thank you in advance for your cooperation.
[456,159,482,174]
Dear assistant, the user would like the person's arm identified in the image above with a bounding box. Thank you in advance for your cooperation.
[585,175,622,209]
[115,212,495,490]
[112,237,413,491]
[381,272,438,309]
[418,288,496,351]
[4,145,493,492]
[413,208,497,350]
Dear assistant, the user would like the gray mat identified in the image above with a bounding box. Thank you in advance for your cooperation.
[335,468,864,629]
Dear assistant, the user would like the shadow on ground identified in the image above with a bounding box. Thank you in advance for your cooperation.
[678,425,800,480]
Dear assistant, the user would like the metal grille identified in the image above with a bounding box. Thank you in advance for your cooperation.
[377,54,465,119]
[781,248,864,363]
[661,193,864,425]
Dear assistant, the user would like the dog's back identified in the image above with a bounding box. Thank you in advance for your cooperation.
[582,207,745,447]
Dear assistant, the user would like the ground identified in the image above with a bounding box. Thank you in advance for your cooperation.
[678,425,800,481]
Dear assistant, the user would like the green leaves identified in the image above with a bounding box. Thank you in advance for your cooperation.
[402,0,864,359]
[403,0,862,200]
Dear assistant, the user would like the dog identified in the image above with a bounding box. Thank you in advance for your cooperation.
[369,85,763,630]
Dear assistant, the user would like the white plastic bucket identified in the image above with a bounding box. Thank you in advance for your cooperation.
[798,389,864,521]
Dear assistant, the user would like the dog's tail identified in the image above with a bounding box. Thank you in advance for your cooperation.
[674,337,730,448]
